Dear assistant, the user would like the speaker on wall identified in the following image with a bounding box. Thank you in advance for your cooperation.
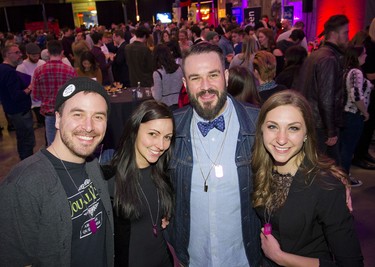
[303,0,313,13]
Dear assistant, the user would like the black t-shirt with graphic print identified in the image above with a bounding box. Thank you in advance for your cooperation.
[42,149,107,267]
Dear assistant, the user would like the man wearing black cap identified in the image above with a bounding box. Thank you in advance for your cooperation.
[0,77,114,266]
[16,43,46,128]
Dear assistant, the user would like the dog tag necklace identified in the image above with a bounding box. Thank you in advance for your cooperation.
[52,146,98,234]
[193,110,231,191]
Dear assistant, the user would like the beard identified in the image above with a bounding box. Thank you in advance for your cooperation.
[60,129,101,160]
[188,88,227,121]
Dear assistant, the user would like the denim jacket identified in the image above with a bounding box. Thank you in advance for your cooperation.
[167,96,262,266]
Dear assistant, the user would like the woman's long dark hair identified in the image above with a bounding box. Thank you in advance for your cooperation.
[111,100,175,220]
[78,50,99,73]
[153,44,179,73]
[228,66,261,107]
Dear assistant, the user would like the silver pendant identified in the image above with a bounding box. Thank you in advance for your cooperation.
[215,164,223,178]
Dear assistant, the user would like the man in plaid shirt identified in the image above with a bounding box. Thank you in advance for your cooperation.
[31,40,77,146]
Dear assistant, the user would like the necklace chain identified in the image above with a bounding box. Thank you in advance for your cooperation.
[51,146,98,233]
[192,107,233,192]
[138,181,160,237]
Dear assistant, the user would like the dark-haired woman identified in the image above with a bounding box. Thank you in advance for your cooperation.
[275,45,307,89]
[111,100,175,267]
[340,45,372,186]
[228,65,261,107]
[252,90,363,266]
[151,44,183,111]
[76,50,102,84]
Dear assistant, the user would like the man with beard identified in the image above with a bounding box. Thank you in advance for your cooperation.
[297,15,349,167]
[0,77,114,267]
[0,43,35,160]
[167,42,261,267]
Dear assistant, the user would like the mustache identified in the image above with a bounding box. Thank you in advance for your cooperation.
[196,89,219,98]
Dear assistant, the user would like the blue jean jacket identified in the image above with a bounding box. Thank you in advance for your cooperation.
[167,96,262,266]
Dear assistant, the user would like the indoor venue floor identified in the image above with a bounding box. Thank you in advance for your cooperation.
[0,106,374,266]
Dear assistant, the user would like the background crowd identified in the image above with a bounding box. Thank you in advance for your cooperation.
[0,12,374,267]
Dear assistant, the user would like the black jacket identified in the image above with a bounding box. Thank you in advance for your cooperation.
[297,42,345,137]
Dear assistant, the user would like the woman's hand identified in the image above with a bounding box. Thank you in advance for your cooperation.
[260,228,319,267]
[260,228,284,264]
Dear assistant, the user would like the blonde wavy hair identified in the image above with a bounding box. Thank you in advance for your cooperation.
[252,90,348,208]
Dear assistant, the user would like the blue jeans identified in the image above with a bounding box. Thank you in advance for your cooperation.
[340,112,364,173]
[45,115,56,146]
[8,110,35,160]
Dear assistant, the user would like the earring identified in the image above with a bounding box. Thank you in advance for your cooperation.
[304,136,307,143]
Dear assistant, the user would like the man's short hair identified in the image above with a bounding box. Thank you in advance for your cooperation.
[290,29,305,42]
[294,21,305,29]
[181,42,225,72]
[91,32,103,44]
[62,27,71,34]
[191,25,202,37]
[324,14,349,37]
[47,40,63,56]
[2,43,18,58]
[226,24,238,33]
[113,29,124,39]
[135,26,150,39]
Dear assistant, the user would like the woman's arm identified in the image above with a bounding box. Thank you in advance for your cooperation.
[317,179,364,266]
[151,70,163,101]
[260,231,319,267]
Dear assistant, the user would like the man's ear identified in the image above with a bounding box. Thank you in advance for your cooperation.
[224,69,229,87]
[55,111,61,130]
[182,77,187,89]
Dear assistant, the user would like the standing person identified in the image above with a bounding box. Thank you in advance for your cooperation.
[276,21,308,52]
[340,45,373,186]
[218,25,236,69]
[167,42,261,266]
[178,29,193,55]
[275,45,307,89]
[258,28,276,53]
[353,18,375,169]
[61,27,75,65]
[125,26,153,87]
[0,77,114,266]
[112,29,130,87]
[31,40,77,146]
[297,14,349,166]
[252,90,364,266]
[16,42,46,128]
[151,44,183,110]
[273,29,305,75]
[191,25,203,45]
[205,31,220,45]
[0,43,35,160]
[76,50,102,84]
[229,35,258,73]
[253,50,287,104]
[227,65,261,107]
[91,32,113,86]
[215,18,227,36]
[111,100,175,267]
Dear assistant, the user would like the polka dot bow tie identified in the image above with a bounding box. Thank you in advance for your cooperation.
[197,115,225,137]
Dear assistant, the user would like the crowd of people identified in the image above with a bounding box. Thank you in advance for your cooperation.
[0,12,374,267]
